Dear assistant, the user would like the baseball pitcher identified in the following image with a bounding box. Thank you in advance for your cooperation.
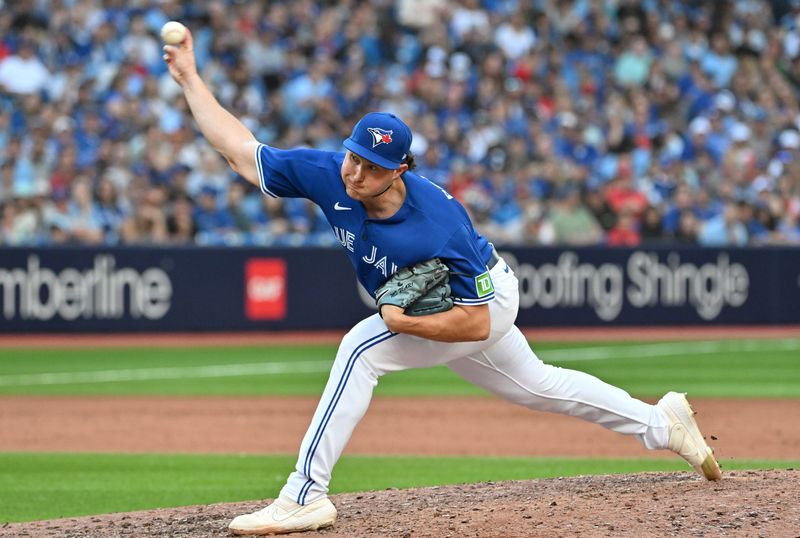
[163,27,721,536]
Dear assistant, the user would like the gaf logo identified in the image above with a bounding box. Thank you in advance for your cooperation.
[245,259,287,320]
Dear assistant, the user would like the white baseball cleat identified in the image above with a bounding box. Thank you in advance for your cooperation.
[657,391,722,481]
[228,496,337,535]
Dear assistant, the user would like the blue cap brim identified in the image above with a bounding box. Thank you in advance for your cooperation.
[343,138,402,170]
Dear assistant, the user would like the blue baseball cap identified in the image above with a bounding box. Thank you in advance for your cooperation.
[343,112,412,170]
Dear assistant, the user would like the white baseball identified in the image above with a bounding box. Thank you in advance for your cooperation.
[160,21,187,45]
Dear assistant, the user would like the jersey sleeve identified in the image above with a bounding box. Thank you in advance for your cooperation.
[440,225,495,305]
[255,144,332,200]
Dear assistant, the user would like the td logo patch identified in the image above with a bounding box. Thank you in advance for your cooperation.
[475,271,494,297]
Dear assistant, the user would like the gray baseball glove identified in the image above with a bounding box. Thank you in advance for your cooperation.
[375,258,453,316]
[405,280,453,316]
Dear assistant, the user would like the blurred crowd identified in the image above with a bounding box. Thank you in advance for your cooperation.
[2,0,800,248]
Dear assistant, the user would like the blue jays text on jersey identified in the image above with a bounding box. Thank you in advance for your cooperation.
[254,145,495,305]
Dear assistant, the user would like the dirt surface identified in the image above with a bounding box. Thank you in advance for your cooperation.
[2,396,799,460]
[6,470,799,537]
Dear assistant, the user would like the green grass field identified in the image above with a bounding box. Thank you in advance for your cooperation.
[1,337,798,523]
[1,338,798,397]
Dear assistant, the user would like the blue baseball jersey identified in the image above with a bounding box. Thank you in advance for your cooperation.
[255,144,495,305]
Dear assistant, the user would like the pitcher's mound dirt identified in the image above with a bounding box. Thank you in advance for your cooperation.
[7,469,798,538]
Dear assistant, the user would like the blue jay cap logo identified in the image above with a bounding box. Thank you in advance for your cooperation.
[368,127,393,147]
[343,112,413,170]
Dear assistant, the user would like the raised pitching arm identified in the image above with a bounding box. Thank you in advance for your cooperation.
[162,27,260,187]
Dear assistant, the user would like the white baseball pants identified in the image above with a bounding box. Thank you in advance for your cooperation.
[280,257,669,505]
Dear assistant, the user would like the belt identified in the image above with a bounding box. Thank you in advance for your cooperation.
[487,247,501,270]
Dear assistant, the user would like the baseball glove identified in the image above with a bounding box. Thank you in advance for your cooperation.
[375,258,453,316]
[405,280,453,316]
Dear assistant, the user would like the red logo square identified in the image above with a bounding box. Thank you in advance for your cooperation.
[245,259,287,320]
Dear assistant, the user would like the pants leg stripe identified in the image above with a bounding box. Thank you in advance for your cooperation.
[301,330,390,476]
[297,478,314,506]
[297,329,396,504]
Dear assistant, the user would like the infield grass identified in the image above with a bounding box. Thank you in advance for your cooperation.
[0,338,798,397]
[1,452,797,523]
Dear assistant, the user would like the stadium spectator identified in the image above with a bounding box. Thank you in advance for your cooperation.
[186,147,233,199]
[640,205,665,244]
[396,0,447,31]
[66,177,104,244]
[1,196,40,245]
[698,202,749,246]
[41,188,74,243]
[0,161,13,203]
[194,186,236,236]
[166,194,197,244]
[95,178,125,244]
[548,184,603,246]
[0,39,50,96]
[119,186,168,244]
[701,33,738,89]
[449,0,492,44]
[252,195,291,244]
[777,211,800,243]
[673,209,700,244]
[495,11,536,61]
[584,184,617,233]
[614,35,653,87]
[607,207,642,247]
[605,165,648,219]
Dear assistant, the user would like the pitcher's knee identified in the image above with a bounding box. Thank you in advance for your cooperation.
[338,329,362,356]
[333,332,389,379]
[336,326,377,360]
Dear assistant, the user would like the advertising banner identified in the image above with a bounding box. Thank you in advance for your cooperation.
[0,246,798,332]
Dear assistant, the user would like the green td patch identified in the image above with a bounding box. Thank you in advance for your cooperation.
[475,271,494,297]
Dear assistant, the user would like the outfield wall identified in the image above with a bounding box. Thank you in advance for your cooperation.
[0,246,798,332]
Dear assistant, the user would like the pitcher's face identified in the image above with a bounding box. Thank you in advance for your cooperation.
[340,151,403,201]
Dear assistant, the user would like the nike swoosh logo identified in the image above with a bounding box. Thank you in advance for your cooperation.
[334,202,352,211]
[271,503,306,522]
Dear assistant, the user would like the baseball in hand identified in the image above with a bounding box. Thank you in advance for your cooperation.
[160,21,187,45]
